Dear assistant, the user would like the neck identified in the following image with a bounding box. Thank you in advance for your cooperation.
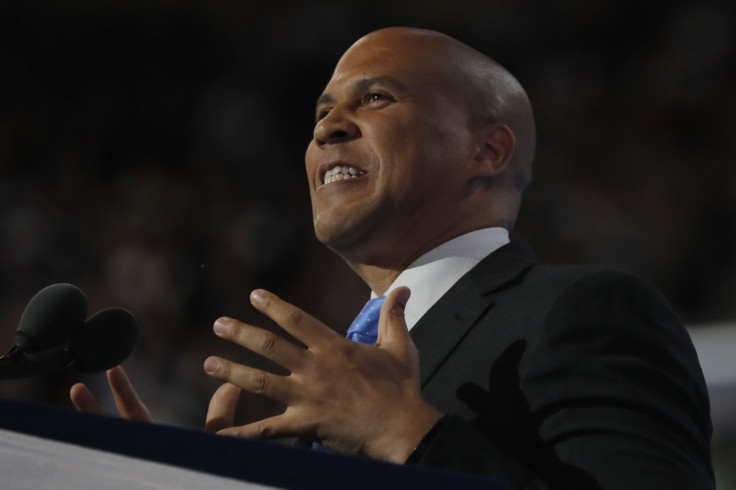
[339,226,484,294]
[336,233,451,295]
[347,263,403,296]
[329,212,514,294]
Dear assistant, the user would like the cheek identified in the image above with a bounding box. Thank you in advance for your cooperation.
[305,143,320,185]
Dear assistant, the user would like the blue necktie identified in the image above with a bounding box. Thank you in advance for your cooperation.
[345,296,386,345]
[311,296,386,452]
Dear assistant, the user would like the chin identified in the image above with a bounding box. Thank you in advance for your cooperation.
[314,220,370,259]
[314,226,355,251]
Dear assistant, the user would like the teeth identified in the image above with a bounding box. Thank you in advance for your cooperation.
[323,166,366,185]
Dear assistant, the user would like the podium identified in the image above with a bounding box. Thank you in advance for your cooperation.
[0,397,505,489]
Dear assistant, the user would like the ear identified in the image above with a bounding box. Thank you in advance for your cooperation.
[470,123,516,177]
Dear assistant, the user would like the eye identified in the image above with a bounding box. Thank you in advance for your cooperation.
[315,108,331,122]
[360,92,393,107]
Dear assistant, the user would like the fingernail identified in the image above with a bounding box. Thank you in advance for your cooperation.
[250,289,265,306]
[395,287,411,308]
[204,357,220,373]
[213,318,229,335]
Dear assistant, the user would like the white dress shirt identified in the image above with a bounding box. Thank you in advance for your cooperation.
[370,227,510,330]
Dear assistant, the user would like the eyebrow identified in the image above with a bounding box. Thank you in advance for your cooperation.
[315,76,409,111]
[315,93,334,110]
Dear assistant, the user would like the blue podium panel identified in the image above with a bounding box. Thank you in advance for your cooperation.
[0,398,506,490]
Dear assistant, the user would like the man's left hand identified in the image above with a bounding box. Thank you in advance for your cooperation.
[203,286,443,463]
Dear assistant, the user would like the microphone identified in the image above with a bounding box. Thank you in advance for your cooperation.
[16,283,87,353]
[68,308,138,374]
[0,284,139,380]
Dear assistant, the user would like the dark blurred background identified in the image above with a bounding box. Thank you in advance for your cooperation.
[1,0,735,485]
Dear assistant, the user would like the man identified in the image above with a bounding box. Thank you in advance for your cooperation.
[71,27,714,488]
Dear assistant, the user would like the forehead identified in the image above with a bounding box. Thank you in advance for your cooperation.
[324,37,440,94]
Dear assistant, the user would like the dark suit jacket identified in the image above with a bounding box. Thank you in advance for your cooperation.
[408,241,714,489]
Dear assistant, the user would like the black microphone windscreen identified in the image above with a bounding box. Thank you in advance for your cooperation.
[16,283,87,352]
[69,308,139,373]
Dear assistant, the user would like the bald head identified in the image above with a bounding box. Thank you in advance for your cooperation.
[345,27,536,191]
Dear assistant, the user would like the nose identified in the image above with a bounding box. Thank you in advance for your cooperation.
[313,106,360,146]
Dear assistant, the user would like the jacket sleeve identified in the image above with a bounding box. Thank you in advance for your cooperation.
[408,270,714,489]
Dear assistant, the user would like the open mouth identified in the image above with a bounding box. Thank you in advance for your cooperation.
[322,165,366,185]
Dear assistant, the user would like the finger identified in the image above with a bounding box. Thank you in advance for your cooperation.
[213,317,307,372]
[204,356,296,404]
[249,289,337,347]
[376,287,412,348]
[205,383,241,433]
[70,383,104,414]
[107,366,153,421]
[217,413,303,440]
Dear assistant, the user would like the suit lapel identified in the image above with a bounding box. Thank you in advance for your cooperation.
[410,241,537,387]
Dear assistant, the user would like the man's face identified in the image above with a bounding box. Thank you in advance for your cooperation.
[305,32,477,267]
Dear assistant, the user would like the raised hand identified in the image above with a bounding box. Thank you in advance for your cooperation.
[203,287,443,463]
[70,366,152,421]
[71,366,243,434]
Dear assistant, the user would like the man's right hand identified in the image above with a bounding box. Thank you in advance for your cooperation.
[70,366,153,421]
[70,365,242,432]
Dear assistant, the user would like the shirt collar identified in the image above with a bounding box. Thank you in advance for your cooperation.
[372,227,510,330]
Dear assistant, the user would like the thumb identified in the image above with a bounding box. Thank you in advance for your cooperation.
[70,383,104,414]
[206,383,242,433]
[376,286,412,349]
